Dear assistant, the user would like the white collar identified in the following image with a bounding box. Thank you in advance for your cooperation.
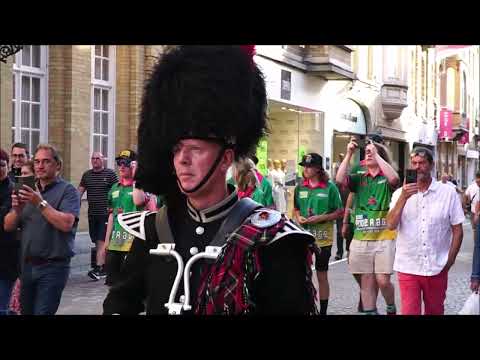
[186,185,238,224]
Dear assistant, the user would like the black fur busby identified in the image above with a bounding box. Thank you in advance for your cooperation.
[135,46,268,198]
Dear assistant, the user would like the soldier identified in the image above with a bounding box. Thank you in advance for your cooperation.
[102,46,318,315]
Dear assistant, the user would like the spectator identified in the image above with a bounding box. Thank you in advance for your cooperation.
[387,147,464,315]
[463,172,480,244]
[0,148,19,315]
[233,157,267,205]
[4,144,80,315]
[471,215,480,293]
[8,143,29,183]
[336,137,399,315]
[97,149,145,287]
[102,45,318,315]
[294,153,343,315]
[252,155,274,208]
[8,160,35,315]
[78,152,118,280]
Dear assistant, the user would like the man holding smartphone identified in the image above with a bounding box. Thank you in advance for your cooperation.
[4,144,80,315]
[336,135,399,315]
[386,147,464,315]
[8,143,29,183]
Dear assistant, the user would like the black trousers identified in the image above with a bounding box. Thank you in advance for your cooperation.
[336,219,354,256]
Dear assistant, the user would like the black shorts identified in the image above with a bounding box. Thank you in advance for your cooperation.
[314,245,332,272]
[88,215,108,244]
[105,250,128,286]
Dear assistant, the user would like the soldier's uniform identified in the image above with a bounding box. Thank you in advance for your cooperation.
[102,45,318,315]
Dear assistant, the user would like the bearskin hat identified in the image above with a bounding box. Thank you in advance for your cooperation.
[135,46,268,197]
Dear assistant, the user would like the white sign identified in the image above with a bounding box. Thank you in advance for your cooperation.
[467,150,479,159]
[331,98,366,135]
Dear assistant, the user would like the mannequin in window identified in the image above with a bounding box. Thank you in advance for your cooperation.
[271,159,287,214]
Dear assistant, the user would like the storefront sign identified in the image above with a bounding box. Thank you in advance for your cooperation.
[467,150,479,159]
[439,108,453,140]
[332,98,366,135]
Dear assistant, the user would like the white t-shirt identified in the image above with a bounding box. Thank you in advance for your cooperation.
[390,179,465,276]
[464,182,479,213]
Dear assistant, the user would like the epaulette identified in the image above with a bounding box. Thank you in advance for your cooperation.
[268,217,315,246]
[117,211,157,241]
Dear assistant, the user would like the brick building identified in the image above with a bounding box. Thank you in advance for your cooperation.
[0,45,167,231]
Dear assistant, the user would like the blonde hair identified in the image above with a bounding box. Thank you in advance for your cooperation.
[233,157,259,191]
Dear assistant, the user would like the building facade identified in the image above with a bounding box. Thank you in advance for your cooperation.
[0,45,168,231]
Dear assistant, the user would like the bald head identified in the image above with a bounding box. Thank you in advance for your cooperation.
[91,152,104,171]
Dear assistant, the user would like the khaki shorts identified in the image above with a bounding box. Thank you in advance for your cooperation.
[348,239,395,274]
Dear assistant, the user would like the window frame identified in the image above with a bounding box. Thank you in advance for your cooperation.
[11,45,49,155]
[90,45,116,169]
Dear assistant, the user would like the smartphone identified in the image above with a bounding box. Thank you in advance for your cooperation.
[14,175,37,194]
[405,169,417,184]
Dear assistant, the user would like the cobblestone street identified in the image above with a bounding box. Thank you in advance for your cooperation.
[57,221,476,315]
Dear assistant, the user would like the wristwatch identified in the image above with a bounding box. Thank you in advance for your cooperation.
[38,199,48,210]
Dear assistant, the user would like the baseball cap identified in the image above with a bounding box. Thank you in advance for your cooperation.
[115,149,137,161]
[299,153,323,168]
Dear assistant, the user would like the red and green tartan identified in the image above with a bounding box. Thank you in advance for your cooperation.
[194,214,318,315]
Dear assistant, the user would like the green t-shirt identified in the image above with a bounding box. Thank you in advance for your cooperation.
[348,162,366,223]
[259,176,274,207]
[294,180,343,247]
[348,172,396,241]
[251,187,266,205]
[107,183,142,252]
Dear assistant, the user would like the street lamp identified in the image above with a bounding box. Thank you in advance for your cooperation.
[0,45,23,63]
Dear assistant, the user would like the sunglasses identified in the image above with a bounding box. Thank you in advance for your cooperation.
[0,161,7,167]
[410,150,433,161]
[116,159,132,167]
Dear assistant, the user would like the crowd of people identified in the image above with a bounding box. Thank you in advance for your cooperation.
[1,45,479,315]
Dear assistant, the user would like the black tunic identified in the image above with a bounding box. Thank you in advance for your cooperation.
[103,196,314,315]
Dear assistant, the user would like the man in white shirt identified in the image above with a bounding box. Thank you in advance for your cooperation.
[463,173,480,243]
[386,147,464,315]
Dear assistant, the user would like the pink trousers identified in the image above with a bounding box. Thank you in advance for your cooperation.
[397,269,448,315]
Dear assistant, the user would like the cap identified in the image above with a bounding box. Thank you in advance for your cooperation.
[115,149,137,161]
[299,153,323,168]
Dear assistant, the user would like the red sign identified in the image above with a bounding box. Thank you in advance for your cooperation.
[439,108,453,140]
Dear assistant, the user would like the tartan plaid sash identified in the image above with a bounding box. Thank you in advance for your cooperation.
[195,214,318,315]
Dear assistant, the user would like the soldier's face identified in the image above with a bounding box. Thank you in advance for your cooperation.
[173,139,230,194]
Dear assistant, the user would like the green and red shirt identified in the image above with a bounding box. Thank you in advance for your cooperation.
[347,169,396,241]
[107,181,143,252]
[294,179,343,247]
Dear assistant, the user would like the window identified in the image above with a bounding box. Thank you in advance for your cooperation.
[11,45,48,156]
[91,45,115,168]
